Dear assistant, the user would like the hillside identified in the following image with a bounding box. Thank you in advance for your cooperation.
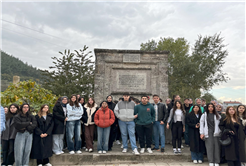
[1,50,43,91]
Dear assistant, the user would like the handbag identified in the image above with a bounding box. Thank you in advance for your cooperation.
[219,135,231,146]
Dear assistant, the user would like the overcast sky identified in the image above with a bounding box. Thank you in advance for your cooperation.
[1,1,245,104]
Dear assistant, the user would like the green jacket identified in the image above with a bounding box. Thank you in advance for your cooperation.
[134,102,155,125]
[189,106,205,113]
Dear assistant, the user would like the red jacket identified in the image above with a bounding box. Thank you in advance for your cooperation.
[94,106,115,128]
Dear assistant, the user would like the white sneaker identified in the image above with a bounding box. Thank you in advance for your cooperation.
[133,148,140,155]
[181,144,184,148]
[89,148,93,152]
[147,148,153,154]
[140,148,145,153]
[122,148,127,153]
[85,148,88,152]
[121,145,123,148]
[55,152,62,155]
[98,150,102,154]
[198,160,202,164]
[173,149,178,154]
[69,151,75,154]
[38,165,42,166]
[116,140,121,145]
[45,163,52,166]
[76,150,82,154]
[60,151,64,154]
[214,164,219,166]
[177,148,182,153]
[193,160,198,164]
[103,151,106,154]
[209,163,214,166]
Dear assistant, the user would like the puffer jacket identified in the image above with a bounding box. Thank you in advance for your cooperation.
[94,106,115,128]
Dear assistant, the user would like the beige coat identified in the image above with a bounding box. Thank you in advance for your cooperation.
[84,104,98,126]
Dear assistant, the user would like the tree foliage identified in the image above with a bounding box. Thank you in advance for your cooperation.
[140,33,229,99]
[1,80,57,112]
[42,45,94,100]
[201,92,217,104]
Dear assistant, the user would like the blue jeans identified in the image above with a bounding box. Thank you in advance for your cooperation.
[118,120,137,150]
[14,131,33,166]
[97,126,110,151]
[153,121,165,149]
[191,151,204,161]
[66,120,81,151]
[184,124,189,145]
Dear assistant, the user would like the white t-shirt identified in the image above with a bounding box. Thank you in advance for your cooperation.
[175,109,182,121]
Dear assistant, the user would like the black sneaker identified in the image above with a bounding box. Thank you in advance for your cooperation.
[108,148,112,151]
[161,148,165,152]
[151,147,159,150]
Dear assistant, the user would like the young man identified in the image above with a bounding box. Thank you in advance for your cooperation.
[152,95,168,152]
[134,95,155,154]
[114,93,140,155]
[183,98,191,146]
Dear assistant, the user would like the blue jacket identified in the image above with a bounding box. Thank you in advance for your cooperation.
[66,103,84,121]
[1,106,6,132]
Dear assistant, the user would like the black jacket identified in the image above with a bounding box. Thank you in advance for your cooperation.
[152,102,168,123]
[107,102,117,125]
[186,112,205,153]
[13,112,37,134]
[31,114,54,159]
[52,102,66,134]
[219,117,246,162]
[1,116,18,140]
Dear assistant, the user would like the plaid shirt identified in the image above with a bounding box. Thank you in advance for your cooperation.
[0,105,5,135]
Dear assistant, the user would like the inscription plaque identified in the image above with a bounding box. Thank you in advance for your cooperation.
[117,73,146,89]
[123,54,140,63]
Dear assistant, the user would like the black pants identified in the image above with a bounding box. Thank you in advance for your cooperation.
[108,124,117,150]
[136,123,153,148]
[1,139,15,165]
[116,125,121,140]
[37,158,49,165]
[81,123,86,147]
[171,121,183,148]
[227,160,241,166]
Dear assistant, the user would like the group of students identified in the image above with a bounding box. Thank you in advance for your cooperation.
[1,93,246,166]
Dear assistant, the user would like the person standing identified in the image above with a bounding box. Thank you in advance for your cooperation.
[66,95,84,154]
[78,97,87,149]
[94,101,115,154]
[134,95,155,154]
[52,96,68,155]
[219,106,246,166]
[1,104,19,166]
[14,103,37,166]
[31,105,54,166]
[189,98,205,113]
[165,98,172,144]
[200,103,221,166]
[186,104,205,164]
[151,95,168,152]
[84,97,98,153]
[167,100,186,153]
[114,92,140,155]
[183,98,192,147]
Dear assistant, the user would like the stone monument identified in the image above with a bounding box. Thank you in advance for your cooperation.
[94,49,169,103]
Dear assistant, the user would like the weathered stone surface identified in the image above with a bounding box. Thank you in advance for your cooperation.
[94,48,169,104]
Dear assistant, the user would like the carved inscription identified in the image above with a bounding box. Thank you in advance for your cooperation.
[123,54,140,63]
[118,74,146,89]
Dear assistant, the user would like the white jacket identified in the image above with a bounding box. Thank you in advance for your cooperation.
[199,112,221,138]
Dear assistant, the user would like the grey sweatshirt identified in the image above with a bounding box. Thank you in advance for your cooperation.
[114,100,136,122]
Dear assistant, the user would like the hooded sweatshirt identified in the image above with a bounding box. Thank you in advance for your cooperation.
[134,102,155,125]
[114,100,136,122]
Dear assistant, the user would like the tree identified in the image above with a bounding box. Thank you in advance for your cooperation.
[42,45,94,100]
[140,33,229,99]
[201,92,217,104]
[1,80,57,112]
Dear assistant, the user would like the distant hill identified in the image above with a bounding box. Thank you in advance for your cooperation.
[1,50,43,91]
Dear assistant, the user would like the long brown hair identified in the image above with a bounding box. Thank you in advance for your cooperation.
[69,94,79,107]
[224,106,240,124]
[86,97,95,108]
[237,104,246,120]
[173,100,185,115]
[37,104,50,118]
[6,103,20,120]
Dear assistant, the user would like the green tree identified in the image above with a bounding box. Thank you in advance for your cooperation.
[1,80,57,112]
[42,45,94,100]
[201,92,217,104]
[140,33,229,99]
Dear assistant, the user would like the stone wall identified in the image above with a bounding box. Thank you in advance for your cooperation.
[94,49,169,104]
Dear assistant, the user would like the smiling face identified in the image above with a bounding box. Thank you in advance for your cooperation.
[153,96,159,104]
[88,98,94,105]
[196,99,201,105]
[42,105,49,113]
[62,98,68,104]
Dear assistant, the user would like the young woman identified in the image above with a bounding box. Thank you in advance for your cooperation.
[186,104,205,164]
[106,95,118,151]
[200,103,221,166]
[94,101,115,154]
[13,103,37,166]
[216,104,225,115]
[219,106,246,166]
[66,94,84,154]
[84,97,98,152]
[78,97,87,149]
[52,96,68,155]
[1,104,19,166]
[31,105,54,166]
[237,104,246,165]
[167,100,185,153]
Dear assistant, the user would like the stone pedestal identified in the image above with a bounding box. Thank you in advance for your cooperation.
[94,49,169,104]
